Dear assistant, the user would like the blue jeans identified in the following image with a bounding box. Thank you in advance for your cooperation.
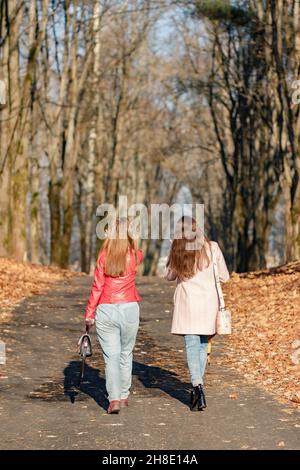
[184,335,208,386]
[95,302,139,402]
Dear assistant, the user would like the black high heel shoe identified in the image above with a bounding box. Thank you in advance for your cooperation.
[190,387,199,412]
[198,385,207,410]
[190,385,207,412]
[190,385,201,411]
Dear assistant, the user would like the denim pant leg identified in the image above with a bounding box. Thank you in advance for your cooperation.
[199,335,209,382]
[184,335,208,386]
[119,303,139,399]
[96,305,121,402]
[184,335,201,386]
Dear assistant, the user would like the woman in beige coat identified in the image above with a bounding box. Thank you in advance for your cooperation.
[166,216,230,411]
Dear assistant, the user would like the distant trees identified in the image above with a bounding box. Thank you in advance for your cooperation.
[174,0,300,270]
[1,0,299,273]
[0,0,184,273]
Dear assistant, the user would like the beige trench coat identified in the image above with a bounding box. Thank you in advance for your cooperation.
[169,241,230,335]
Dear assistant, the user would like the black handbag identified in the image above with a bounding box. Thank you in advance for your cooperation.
[77,327,92,387]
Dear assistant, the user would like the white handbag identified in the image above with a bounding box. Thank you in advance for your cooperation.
[211,244,232,335]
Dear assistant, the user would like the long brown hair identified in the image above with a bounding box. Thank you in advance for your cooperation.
[167,216,211,281]
[97,217,138,277]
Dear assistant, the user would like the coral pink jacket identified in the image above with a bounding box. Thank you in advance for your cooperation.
[85,249,143,321]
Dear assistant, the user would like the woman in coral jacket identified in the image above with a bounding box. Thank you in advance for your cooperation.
[85,218,143,414]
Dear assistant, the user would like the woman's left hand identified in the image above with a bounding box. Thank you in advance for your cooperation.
[85,318,94,329]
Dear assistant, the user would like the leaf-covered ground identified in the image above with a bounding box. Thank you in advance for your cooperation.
[0,257,82,323]
[0,257,299,409]
[222,270,300,408]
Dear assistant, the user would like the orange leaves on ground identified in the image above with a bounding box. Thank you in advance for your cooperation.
[222,271,300,408]
[0,257,82,322]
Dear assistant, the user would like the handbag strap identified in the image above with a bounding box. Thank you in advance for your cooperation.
[210,243,226,310]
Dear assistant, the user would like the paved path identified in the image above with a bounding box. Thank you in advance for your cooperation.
[0,277,299,450]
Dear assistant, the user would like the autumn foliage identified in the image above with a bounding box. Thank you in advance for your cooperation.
[222,268,300,407]
[0,258,81,322]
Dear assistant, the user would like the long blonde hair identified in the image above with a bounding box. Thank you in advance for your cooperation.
[97,217,138,277]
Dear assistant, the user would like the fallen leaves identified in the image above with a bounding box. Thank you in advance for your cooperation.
[0,257,82,323]
[221,270,300,408]
[290,393,300,404]
[277,441,285,447]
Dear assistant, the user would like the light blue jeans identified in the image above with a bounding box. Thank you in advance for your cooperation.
[184,335,209,386]
[95,302,139,402]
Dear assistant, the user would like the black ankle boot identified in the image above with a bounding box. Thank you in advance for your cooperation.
[197,384,207,410]
[190,385,202,412]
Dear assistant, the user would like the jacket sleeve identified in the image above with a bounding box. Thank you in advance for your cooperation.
[137,249,144,264]
[215,242,230,283]
[85,255,105,321]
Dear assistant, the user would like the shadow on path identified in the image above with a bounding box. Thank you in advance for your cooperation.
[63,360,191,410]
[63,361,107,409]
[133,362,191,408]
